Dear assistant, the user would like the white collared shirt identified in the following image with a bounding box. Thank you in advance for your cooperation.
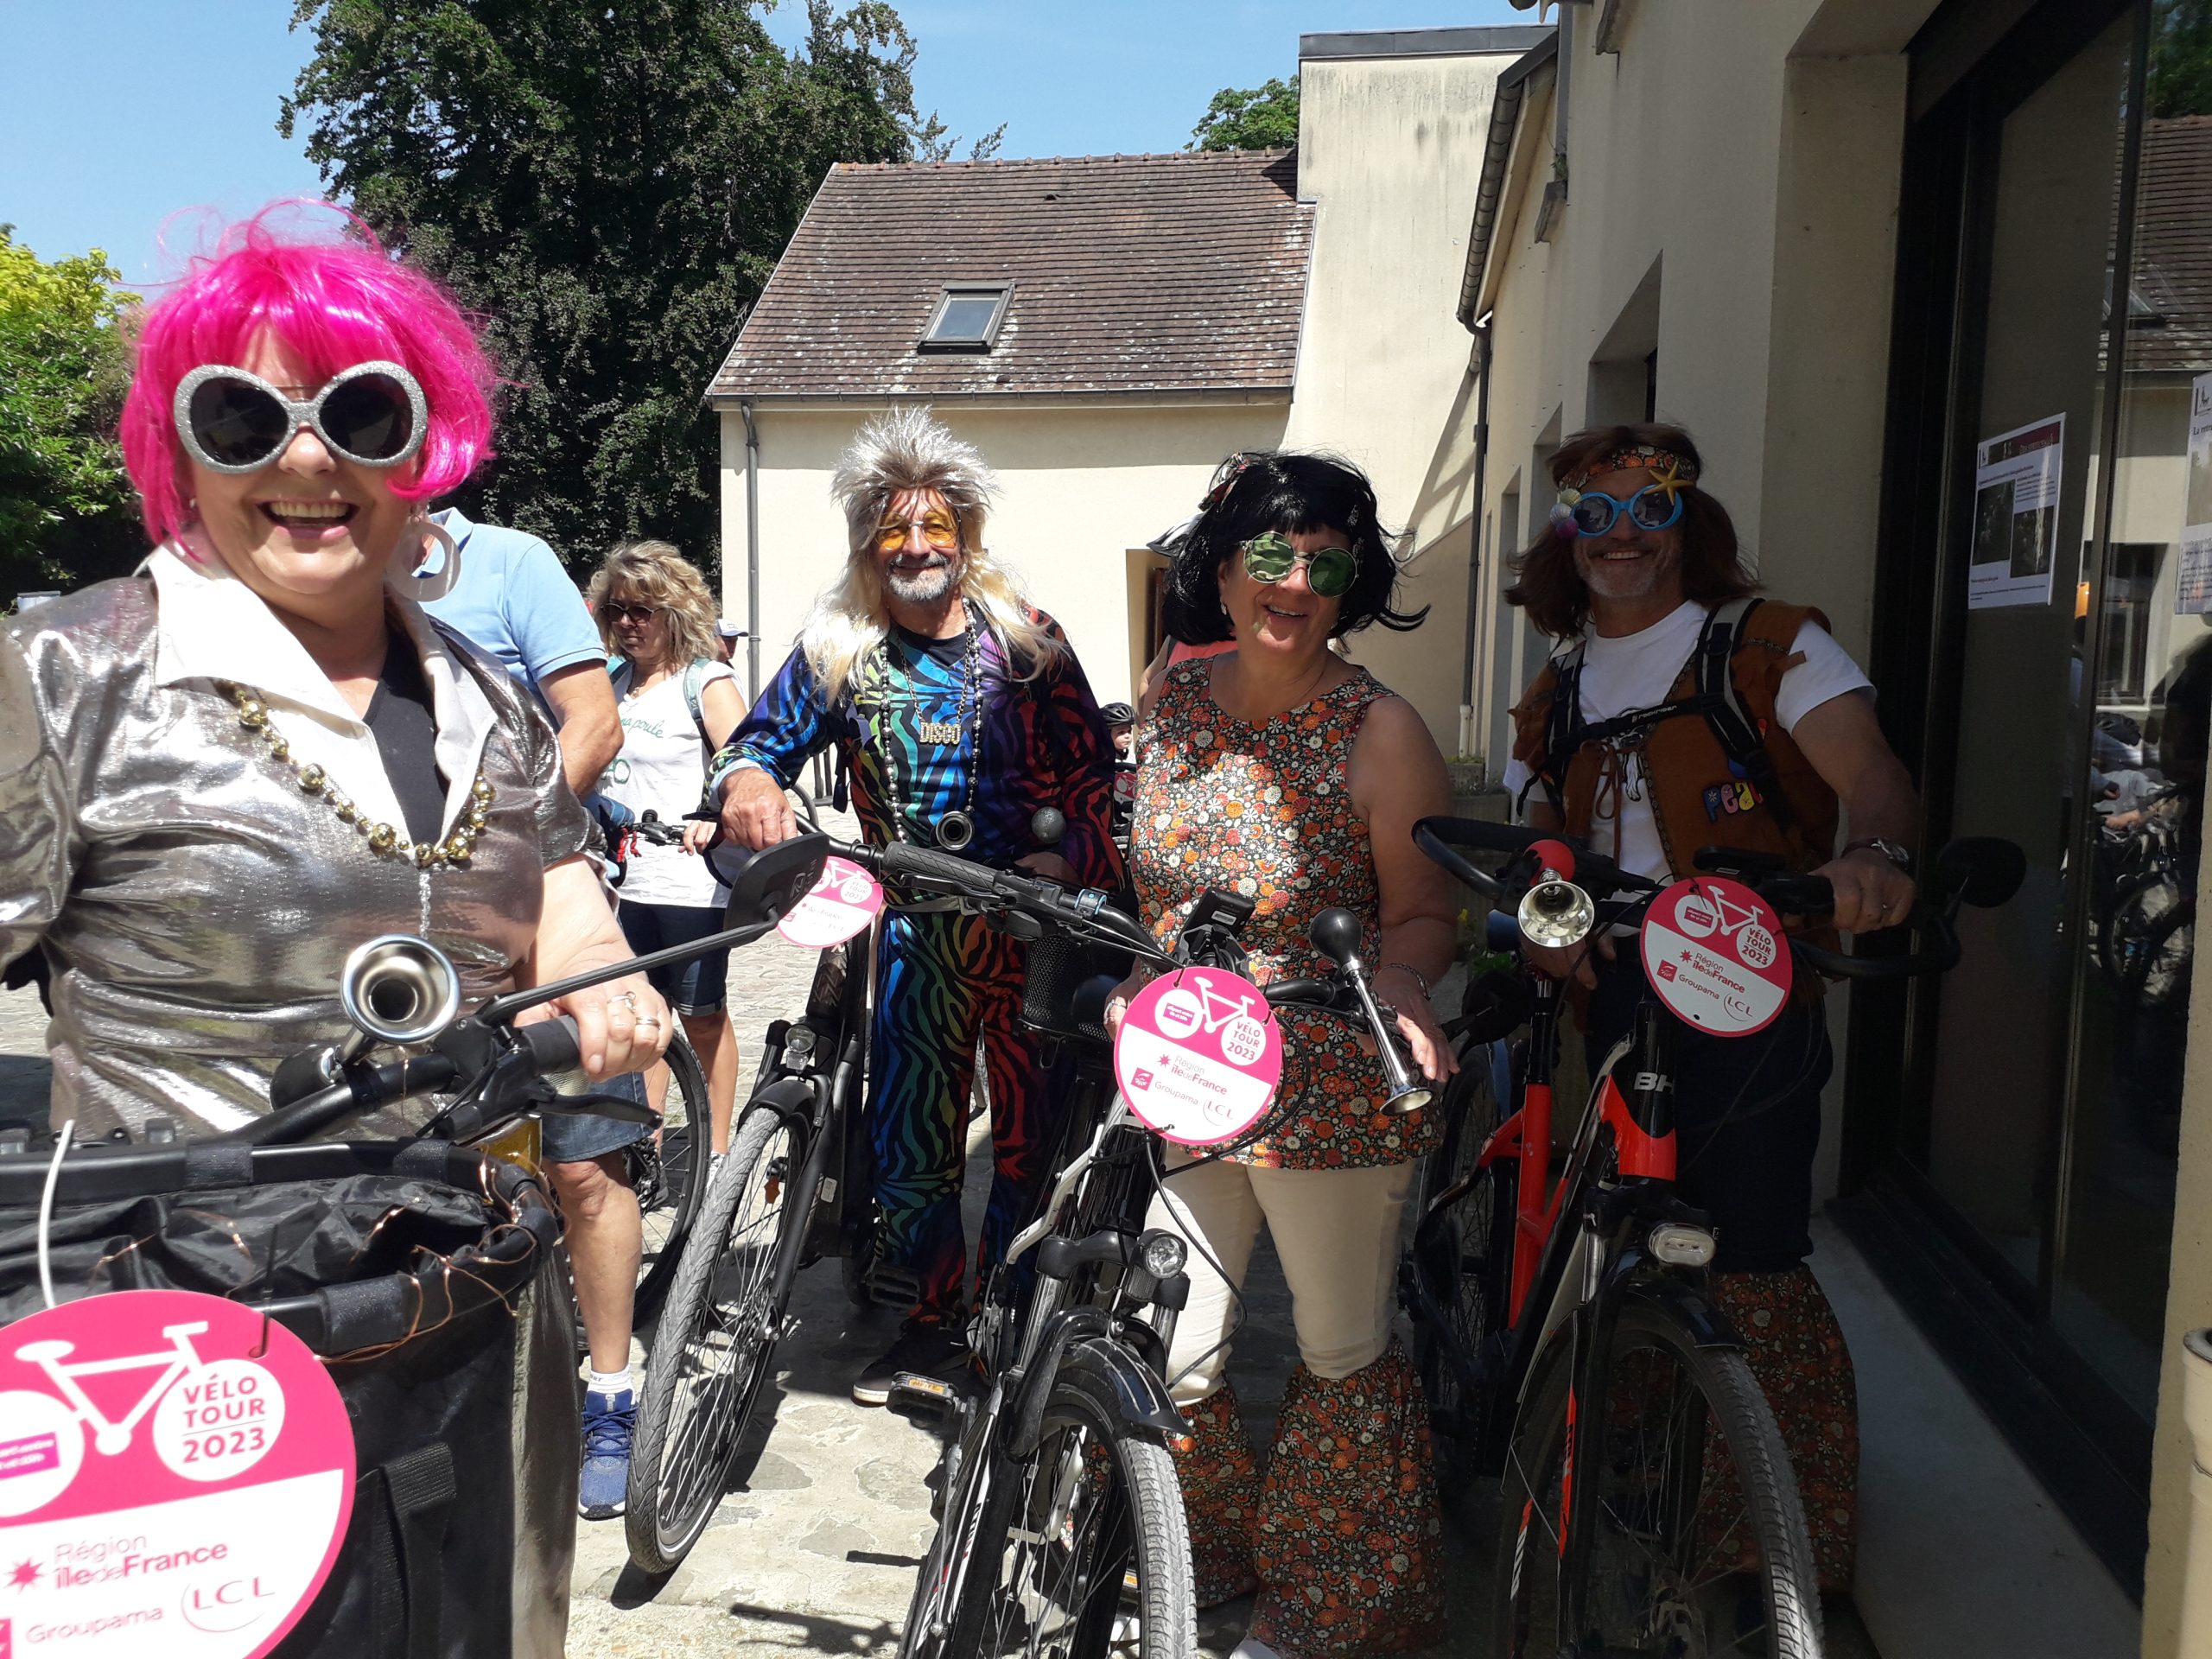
[147,543,498,842]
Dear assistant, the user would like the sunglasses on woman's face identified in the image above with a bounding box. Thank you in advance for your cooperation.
[603,601,662,625]
[1568,484,1685,537]
[172,360,428,474]
[1239,531,1357,599]
[874,509,961,554]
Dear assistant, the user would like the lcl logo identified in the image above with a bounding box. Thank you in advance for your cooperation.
[182,1577,277,1634]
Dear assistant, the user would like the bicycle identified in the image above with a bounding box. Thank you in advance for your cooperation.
[1403,817,2024,1659]
[775,827,1421,1659]
[624,863,884,1572]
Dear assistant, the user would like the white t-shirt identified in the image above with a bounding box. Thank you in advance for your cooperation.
[597,661,737,908]
[1499,601,1872,882]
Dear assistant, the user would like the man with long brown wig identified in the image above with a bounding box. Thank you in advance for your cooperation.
[1499,423,1917,1597]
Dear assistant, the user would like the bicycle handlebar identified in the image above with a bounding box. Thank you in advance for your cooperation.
[1413,816,2020,982]
[230,1014,590,1147]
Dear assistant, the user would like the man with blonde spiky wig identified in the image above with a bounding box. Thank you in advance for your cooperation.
[709,405,1120,1402]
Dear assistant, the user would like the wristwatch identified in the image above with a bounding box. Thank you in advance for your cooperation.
[1842,836,1914,874]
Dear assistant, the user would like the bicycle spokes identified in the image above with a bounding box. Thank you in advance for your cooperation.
[1585,1345,1769,1655]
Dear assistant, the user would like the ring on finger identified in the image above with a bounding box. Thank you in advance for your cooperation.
[609,989,640,1014]
[635,1015,664,1033]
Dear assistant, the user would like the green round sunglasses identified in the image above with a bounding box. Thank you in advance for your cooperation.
[1239,531,1358,598]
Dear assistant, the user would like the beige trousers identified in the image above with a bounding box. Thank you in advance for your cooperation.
[1144,1152,1416,1406]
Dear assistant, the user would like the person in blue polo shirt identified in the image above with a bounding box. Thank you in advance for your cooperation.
[425,506,644,1519]
[427,506,622,795]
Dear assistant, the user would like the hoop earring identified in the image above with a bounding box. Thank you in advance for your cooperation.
[401,510,463,601]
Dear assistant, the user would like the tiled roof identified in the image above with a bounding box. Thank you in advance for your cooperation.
[707,149,1311,401]
[2128,116,2212,375]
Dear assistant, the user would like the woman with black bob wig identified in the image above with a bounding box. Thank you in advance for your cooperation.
[1109,449,1459,1658]
[1159,450,1429,648]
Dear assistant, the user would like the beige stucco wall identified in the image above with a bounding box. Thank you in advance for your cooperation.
[717,401,1289,707]
[1286,46,1515,744]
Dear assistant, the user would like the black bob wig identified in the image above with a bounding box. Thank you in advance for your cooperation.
[1159,451,1429,645]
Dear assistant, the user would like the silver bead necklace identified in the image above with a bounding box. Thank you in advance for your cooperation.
[868,603,985,851]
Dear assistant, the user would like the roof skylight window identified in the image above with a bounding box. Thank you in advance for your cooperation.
[919,284,1010,352]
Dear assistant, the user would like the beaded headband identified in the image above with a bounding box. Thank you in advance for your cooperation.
[1560,445,1699,493]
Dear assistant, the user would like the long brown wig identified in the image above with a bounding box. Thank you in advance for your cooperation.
[1504,423,1757,639]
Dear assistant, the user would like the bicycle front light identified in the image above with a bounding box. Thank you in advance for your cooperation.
[1138,1230,1188,1281]
[1648,1222,1717,1268]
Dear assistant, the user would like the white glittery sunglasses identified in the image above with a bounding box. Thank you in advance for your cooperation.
[172,359,429,474]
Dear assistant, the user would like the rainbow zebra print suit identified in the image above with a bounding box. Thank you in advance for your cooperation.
[710,607,1119,1323]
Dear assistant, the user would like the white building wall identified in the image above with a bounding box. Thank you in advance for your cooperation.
[1286,45,1522,745]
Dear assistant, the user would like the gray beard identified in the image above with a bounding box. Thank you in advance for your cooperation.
[885,556,957,605]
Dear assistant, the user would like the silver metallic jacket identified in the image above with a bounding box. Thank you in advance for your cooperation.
[0,575,593,1139]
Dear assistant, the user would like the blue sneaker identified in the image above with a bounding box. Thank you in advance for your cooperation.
[579,1387,636,1520]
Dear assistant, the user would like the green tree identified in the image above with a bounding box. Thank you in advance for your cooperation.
[0,228,143,608]
[283,0,957,571]
[1188,73,1299,152]
[2151,0,2212,118]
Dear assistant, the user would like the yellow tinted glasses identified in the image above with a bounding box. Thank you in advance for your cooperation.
[875,509,961,554]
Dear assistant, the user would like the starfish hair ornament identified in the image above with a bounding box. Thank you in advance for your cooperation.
[1646,455,1691,503]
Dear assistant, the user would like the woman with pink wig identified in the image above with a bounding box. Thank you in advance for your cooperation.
[0,212,671,1142]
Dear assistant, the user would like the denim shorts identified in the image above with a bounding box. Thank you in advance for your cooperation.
[541,1068,652,1165]
[617,901,731,1016]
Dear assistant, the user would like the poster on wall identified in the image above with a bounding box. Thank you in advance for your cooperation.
[2179,373,2212,615]
[1967,414,2065,611]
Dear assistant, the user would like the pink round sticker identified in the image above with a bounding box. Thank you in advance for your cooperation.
[1114,969,1283,1147]
[1638,875,1794,1037]
[777,856,885,950]
[0,1288,356,1656]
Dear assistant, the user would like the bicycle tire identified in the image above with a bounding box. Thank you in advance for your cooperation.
[1411,1040,1516,1490]
[903,1371,1195,1659]
[1496,1299,1822,1659]
[632,1025,714,1326]
[625,1101,798,1573]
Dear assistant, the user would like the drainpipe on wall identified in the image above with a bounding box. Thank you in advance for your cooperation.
[2180,1330,2212,1651]
[1460,316,1493,764]
[740,397,761,701]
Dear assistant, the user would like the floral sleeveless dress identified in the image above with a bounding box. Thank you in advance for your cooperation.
[1131,657,1441,1167]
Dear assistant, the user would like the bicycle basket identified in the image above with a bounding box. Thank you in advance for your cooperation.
[1020,931,1133,1043]
[0,1139,575,1659]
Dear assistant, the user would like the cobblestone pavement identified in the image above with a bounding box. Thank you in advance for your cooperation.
[0,813,1491,1656]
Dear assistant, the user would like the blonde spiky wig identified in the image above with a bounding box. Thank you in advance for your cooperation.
[802,405,1057,701]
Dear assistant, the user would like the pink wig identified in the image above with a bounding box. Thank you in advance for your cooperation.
[120,206,496,546]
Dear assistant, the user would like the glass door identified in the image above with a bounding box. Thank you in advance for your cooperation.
[1899,0,2209,1442]
[1914,10,2139,1301]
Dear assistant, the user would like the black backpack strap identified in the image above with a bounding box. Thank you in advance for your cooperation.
[1694,597,1796,830]
[1522,641,1586,817]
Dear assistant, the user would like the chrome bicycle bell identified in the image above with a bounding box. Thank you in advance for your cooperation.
[1518,864,1596,950]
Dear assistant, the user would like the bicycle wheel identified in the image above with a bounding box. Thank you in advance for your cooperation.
[2107,880,2193,1007]
[630,1026,713,1326]
[1497,1299,1822,1659]
[625,1101,798,1573]
[905,1373,1195,1659]
[1412,1039,1515,1488]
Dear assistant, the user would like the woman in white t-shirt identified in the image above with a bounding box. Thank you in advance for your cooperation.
[588,541,750,1154]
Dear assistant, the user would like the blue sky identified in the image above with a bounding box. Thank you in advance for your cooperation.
[0,1,1529,285]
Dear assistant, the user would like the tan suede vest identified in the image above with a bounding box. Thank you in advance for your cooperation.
[1508,600,1843,880]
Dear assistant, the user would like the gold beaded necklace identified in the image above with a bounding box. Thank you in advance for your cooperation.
[219,681,494,871]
